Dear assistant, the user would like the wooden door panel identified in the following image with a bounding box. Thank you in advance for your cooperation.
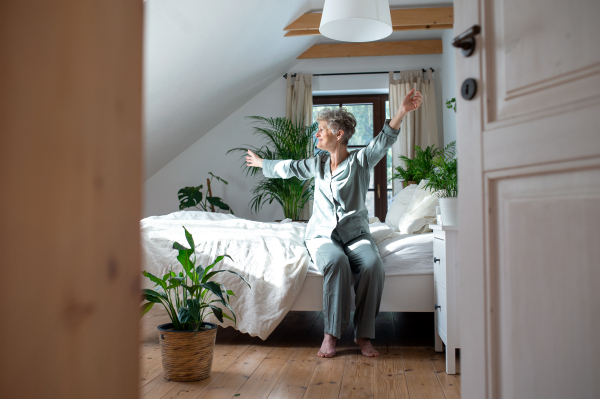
[489,162,600,398]
[486,0,600,122]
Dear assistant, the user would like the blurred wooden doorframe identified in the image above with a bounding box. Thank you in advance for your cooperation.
[456,0,600,397]
[0,1,143,398]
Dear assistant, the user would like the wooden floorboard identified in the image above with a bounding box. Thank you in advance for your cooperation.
[140,308,459,399]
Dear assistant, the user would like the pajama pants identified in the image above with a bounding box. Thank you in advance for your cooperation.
[305,228,385,339]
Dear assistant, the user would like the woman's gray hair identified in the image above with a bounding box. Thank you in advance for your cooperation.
[315,107,357,145]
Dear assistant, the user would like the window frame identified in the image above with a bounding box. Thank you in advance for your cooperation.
[312,94,391,220]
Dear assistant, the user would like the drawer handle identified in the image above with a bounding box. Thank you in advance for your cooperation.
[434,304,441,310]
[434,257,441,263]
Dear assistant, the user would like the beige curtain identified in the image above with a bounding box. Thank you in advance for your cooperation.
[389,69,439,195]
[285,73,314,220]
[286,74,313,126]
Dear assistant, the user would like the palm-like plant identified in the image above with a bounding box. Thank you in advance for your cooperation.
[228,116,319,220]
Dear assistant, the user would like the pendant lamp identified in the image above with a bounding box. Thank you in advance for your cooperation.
[319,0,392,42]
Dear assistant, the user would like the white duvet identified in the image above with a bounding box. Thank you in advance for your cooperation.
[141,211,310,340]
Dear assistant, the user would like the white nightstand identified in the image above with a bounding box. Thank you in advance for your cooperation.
[430,224,460,374]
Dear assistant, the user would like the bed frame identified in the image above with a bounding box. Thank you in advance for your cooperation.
[290,273,434,312]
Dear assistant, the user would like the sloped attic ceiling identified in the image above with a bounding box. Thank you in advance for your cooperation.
[144,0,450,179]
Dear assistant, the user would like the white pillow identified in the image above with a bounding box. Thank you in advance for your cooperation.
[398,180,440,234]
[385,184,417,231]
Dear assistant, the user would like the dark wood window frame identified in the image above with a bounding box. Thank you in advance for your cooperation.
[313,94,391,220]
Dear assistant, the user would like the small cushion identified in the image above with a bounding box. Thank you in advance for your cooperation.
[385,184,417,231]
[398,180,440,234]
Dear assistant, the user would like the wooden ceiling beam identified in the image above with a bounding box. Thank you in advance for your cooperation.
[284,7,453,31]
[297,40,443,59]
[284,23,453,37]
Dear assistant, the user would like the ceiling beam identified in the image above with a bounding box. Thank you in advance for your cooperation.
[284,7,453,31]
[284,23,454,37]
[297,40,443,59]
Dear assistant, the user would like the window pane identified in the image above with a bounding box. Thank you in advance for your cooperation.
[342,104,373,146]
[312,105,338,124]
[385,100,391,119]
[366,191,375,218]
[370,168,374,189]
[387,190,394,210]
[387,147,393,189]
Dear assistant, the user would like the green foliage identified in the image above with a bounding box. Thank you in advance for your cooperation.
[141,227,250,331]
[423,141,458,198]
[446,98,457,112]
[228,116,319,220]
[391,143,455,184]
[178,172,233,214]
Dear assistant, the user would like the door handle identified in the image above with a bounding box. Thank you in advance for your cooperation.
[452,25,481,57]
[377,184,381,199]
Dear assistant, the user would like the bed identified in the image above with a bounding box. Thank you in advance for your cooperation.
[141,209,434,339]
[291,231,434,312]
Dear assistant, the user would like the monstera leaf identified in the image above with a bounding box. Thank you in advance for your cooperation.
[178,186,203,210]
[207,197,233,214]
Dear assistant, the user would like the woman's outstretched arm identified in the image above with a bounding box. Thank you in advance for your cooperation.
[361,88,423,168]
[246,150,318,181]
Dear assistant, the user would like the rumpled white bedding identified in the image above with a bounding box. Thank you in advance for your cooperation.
[140,211,310,340]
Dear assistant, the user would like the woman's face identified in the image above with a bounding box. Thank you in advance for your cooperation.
[316,121,343,152]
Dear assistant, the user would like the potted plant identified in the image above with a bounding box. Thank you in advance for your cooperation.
[392,143,454,187]
[424,142,458,225]
[141,227,250,381]
[228,116,319,220]
[178,172,233,213]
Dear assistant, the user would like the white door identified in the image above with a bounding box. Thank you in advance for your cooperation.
[455,0,600,398]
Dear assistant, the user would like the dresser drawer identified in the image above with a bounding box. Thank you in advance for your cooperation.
[433,237,446,286]
[434,280,448,343]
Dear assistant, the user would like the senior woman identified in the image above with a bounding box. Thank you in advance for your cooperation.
[246,88,422,358]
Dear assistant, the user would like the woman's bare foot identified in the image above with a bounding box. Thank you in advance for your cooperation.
[354,338,379,357]
[318,334,337,358]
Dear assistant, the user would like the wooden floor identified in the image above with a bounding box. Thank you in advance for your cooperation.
[140,307,460,399]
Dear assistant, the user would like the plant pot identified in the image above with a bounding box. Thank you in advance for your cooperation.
[157,322,218,381]
[402,181,417,188]
[439,197,459,226]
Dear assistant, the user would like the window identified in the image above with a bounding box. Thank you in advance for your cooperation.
[313,94,393,220]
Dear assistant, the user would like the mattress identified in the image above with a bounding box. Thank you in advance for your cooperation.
[306,232,434,277]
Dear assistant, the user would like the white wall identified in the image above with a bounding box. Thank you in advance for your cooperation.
[144,50,458,219]
[440,29,458,146]
[144,77,288,221]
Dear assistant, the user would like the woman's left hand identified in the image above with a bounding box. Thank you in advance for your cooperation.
[400,88,423,114]
[389,88,423,129]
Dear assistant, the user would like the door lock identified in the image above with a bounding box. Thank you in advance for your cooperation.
[461,78,477,100]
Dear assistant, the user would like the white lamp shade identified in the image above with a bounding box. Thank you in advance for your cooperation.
[320,0,392,42]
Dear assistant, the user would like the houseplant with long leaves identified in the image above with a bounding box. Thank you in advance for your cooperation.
[423,141,458,225]
[228,116,319,220]
[141,226,250,381]
[391,142,455,186]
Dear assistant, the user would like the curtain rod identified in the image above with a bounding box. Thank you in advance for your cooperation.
[282,68,434,79]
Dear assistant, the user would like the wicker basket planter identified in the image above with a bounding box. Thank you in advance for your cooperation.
[157,322,218,381]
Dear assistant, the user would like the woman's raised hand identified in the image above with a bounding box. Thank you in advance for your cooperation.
[400,88,423,114]
[389,88,423,129]
[246,150,264,168]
